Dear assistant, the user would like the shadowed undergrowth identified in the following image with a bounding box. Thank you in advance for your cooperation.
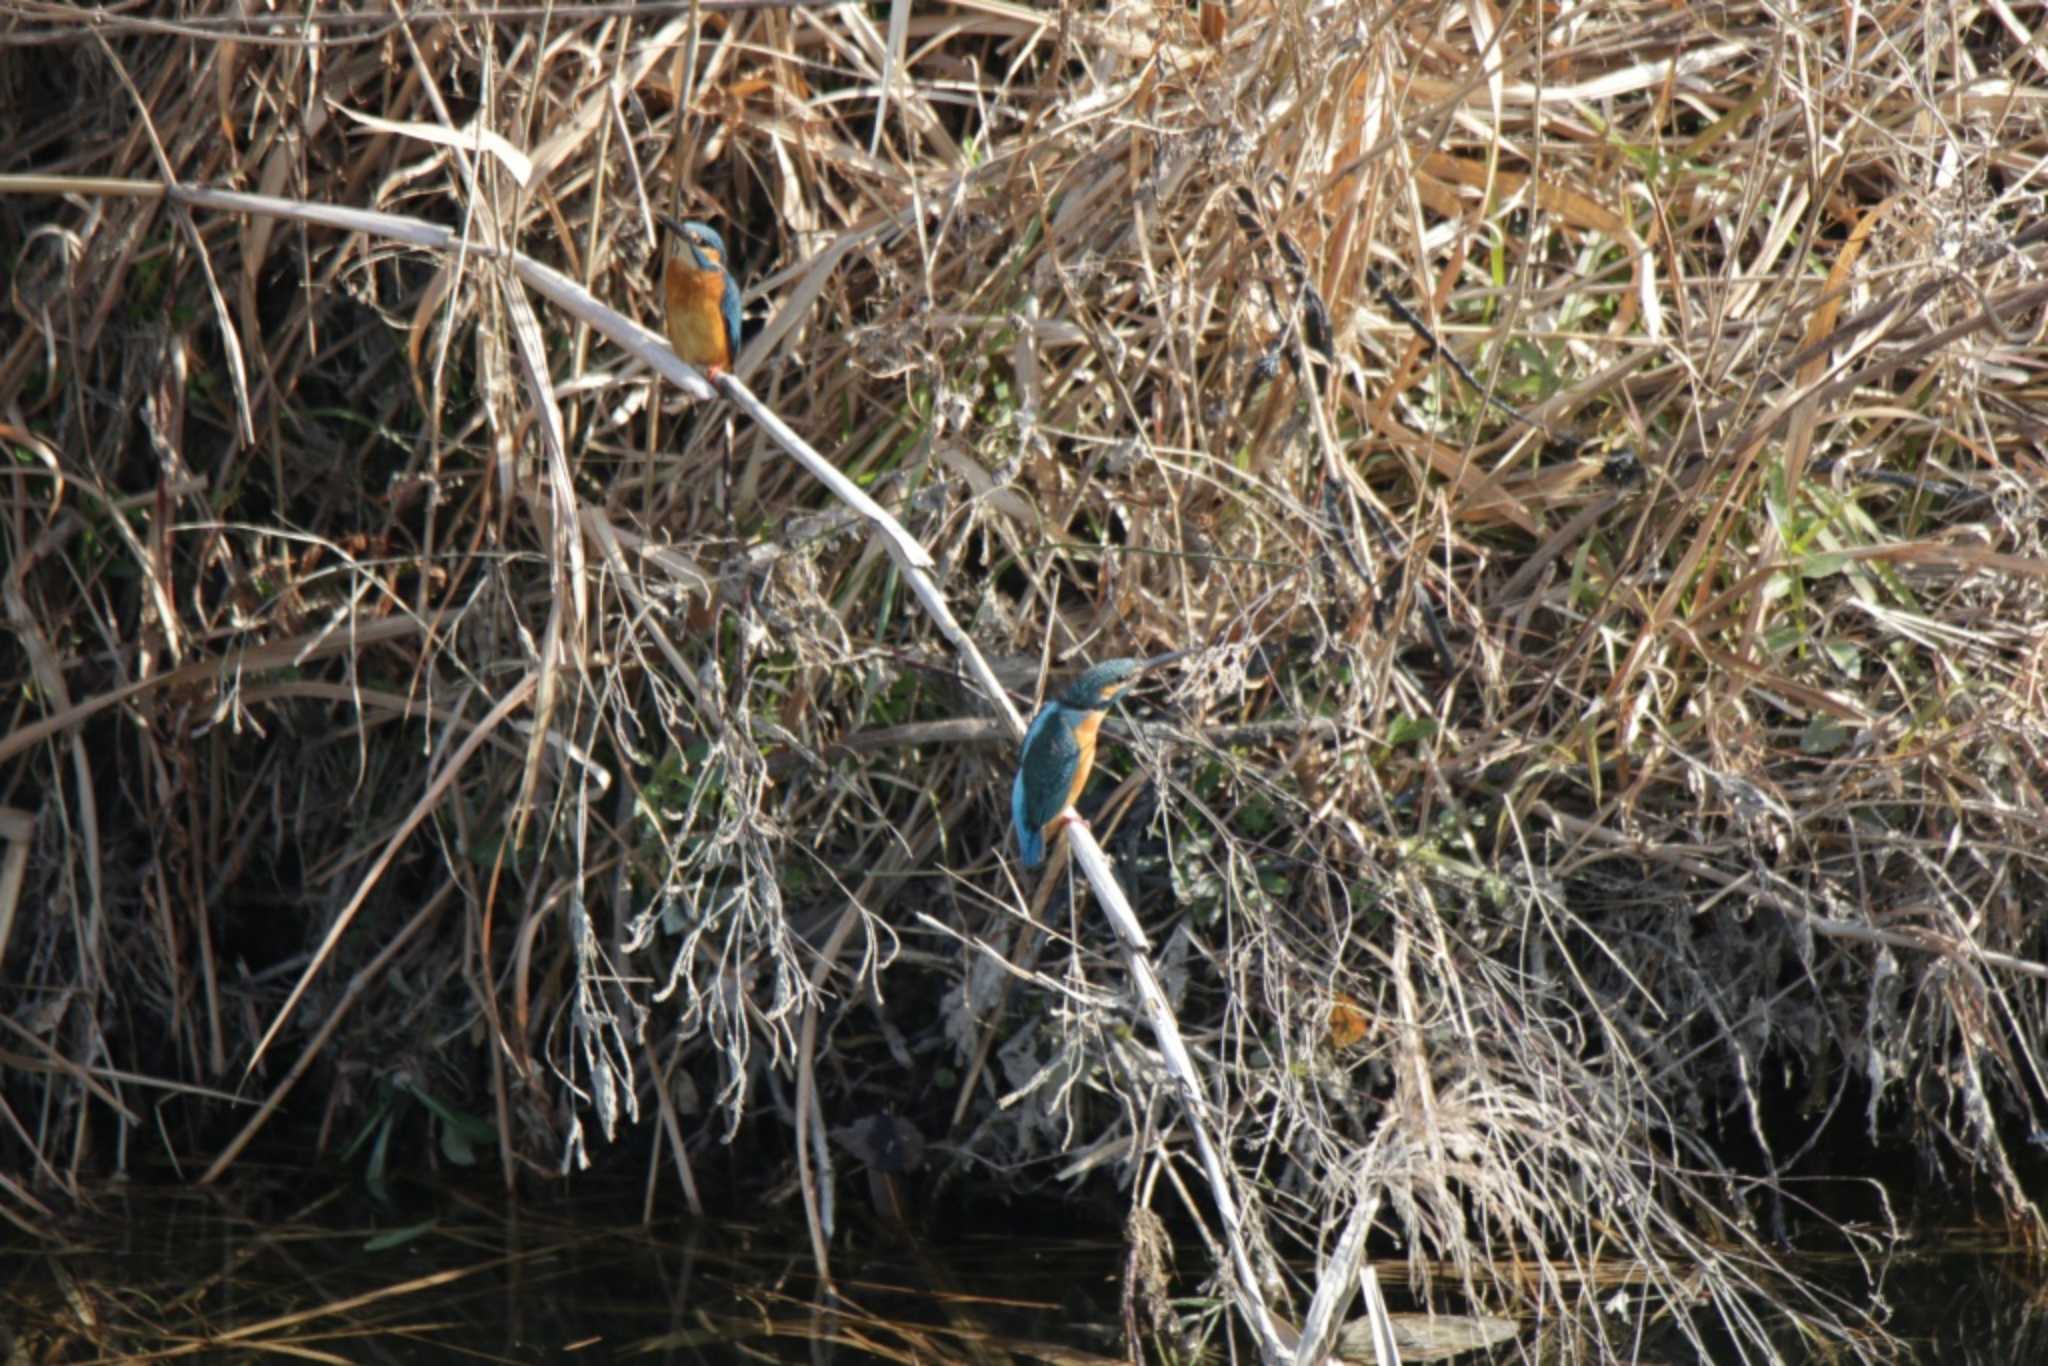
[3,0,2047,1358]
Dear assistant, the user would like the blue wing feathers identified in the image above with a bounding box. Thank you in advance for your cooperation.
[720,275,742,358]
[1012,703,1060,866]
[1012,765,1044,867]
[1013,702,1084,867]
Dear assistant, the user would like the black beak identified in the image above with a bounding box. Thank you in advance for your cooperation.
[654,212,688,241]
[1140,649,1190,672]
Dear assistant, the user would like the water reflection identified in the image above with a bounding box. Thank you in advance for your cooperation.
[0,1179,2033,1362]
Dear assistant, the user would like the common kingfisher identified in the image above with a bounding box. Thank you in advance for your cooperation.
[656,214,742,379]
[1010,653,1181,868]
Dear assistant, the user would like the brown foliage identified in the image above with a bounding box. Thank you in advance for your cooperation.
[4,0,2047,1356]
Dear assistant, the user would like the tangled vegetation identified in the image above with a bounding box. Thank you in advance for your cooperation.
[4,0,2047,1358]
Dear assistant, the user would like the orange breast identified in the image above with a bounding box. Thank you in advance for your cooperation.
[664,261,733,373]
[1062,709,1105,812]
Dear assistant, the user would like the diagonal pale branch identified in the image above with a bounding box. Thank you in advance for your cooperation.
[0,174,1026,741]
[1063,823,1294,1361]
[710,370,1025,739]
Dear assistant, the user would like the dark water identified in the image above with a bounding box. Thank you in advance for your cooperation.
[0,1178,1134,1363]
[0,1178,2041,1362]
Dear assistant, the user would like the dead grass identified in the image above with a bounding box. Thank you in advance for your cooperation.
[4,0,2048,1358]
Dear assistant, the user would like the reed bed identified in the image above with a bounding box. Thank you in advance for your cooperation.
[4,0,2047,1358]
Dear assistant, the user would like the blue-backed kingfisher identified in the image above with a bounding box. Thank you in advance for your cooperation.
[1011,653,1182,868]
[656,214,742,379]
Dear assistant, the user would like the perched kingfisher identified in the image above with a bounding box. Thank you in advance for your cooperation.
[656,214,742,379]
[1010,653,1181,868]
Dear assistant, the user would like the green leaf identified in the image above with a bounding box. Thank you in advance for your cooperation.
[365,1220,438,1252]
[1800,715,1853,755]
[1384,714,1437,746]
[1799,552,1848,580]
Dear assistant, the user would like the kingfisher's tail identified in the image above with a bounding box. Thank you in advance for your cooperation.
[1011,770,1045,867]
